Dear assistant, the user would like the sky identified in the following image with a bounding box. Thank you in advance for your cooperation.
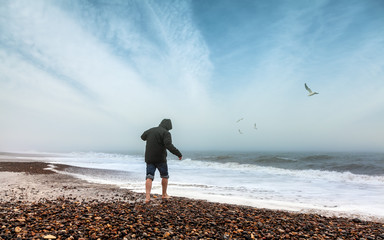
[1,0,383,153]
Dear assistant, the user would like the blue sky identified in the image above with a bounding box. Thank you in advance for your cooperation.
[0,0,383,152]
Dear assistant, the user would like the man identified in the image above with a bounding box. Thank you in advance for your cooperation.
[141,119,182,203]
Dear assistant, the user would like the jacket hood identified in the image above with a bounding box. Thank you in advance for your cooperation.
[159,119,172,131]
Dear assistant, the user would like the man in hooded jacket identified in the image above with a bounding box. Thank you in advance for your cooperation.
[141,119,182,203]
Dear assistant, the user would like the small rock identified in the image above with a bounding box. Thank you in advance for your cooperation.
[43,235,56,239]
[352,218,362,223]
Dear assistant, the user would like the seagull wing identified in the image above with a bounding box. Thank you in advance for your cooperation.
[305,83,313,93]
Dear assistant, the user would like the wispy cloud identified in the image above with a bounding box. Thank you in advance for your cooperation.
[0,0,216,151]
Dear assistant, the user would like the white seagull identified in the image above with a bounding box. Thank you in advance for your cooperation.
[238,129,243,134]
[305,83,319,96]
[254,123,257,130]
[236,118,244,123]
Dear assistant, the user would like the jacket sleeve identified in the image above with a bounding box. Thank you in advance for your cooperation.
[163,132,182,158]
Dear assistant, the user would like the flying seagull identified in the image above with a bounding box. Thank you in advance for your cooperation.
[305,83,319,96]
[254,123,257,130]
[236,118,244,123]
[238,129,243,134]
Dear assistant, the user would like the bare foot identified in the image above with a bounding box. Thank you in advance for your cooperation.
[145,198,151,203]
[162,194,171,200]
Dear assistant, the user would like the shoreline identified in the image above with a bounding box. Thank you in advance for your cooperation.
[1,160,384,239]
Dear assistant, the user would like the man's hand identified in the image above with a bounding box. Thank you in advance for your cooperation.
[179,156,182,160]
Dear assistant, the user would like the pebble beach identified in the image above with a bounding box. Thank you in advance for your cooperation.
[1,155,384,239]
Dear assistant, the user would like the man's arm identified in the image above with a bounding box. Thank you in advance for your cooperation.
[164,132,182,158]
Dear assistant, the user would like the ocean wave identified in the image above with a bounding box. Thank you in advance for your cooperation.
[174,158,384,185]
[199,154,235,161]
[65,151,142,160]
[325,163,384,176]
[302,155,334,161]
[252,156,299,164]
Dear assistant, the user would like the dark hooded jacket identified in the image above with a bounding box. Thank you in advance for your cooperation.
[141,119,182,164]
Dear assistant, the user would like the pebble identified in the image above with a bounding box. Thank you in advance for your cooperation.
[43,235,56,239]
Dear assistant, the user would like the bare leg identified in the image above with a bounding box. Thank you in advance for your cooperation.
[162,178,170,199]
[145,178,152,203]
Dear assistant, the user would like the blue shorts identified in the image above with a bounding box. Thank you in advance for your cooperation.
[146,162,169,180]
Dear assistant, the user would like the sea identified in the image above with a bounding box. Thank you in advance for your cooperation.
[29,151,384,221]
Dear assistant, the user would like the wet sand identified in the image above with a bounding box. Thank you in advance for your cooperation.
[0,157,383,239]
